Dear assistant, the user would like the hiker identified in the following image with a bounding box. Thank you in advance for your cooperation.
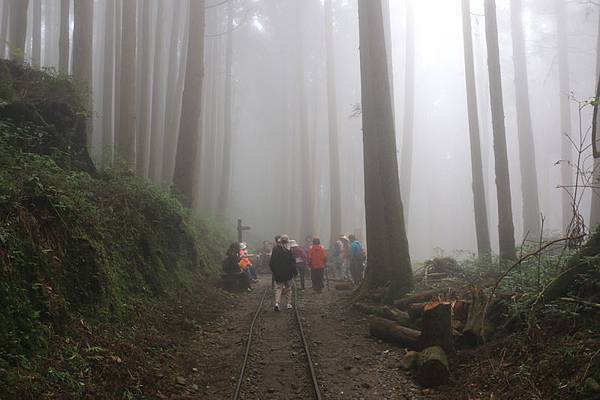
[339,235,350,280]
[348,234,366,285]
[269,234,297,311]
[290,240,308,290]
[222,242,251,291]
[240,243,258,282]
[308,237,327,293]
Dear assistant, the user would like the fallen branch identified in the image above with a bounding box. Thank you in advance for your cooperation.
[558,297,600,311]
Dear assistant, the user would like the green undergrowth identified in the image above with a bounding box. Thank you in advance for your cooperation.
[0,60,229,397]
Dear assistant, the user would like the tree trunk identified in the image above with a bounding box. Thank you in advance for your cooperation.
[417,346,450,387]
[357,0,414,299]
[369,317,420,349]
[135,0,153,177]
[590,11,600,228]
[173,0,206,207]
[31,0,41,68]
[556,0,573,234]
[216,0,235,219]
[9,0,28,63]
[419,302,454,353]
[463,287,489,344]
[116,0,137,167]
[400,0,415,217]
[101,0,116,168]
[461,0,492,257]
[0,0,9,59]
[161,0,186,186]
[485,0,517,261]
[324,0,342,248]
[511,0,541,239]
[59,0,69,74]
[148,0,167,182]
[72,0,93,144]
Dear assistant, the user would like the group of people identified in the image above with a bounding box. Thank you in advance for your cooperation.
[269,234,327,311]
[222,233,367,312]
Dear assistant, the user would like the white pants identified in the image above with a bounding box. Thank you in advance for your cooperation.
[274,280,293,305]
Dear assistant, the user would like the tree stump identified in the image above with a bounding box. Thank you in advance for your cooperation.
[416,346,450,387]
[463,287,488,345]
[419,301,454,353]
[368,317,420,349]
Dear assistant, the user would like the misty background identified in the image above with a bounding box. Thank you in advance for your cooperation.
[4,0,599,261]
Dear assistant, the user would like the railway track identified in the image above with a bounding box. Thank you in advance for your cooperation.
[232,286,322,400]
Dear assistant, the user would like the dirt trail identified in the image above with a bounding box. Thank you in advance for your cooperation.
[187,276,428,400]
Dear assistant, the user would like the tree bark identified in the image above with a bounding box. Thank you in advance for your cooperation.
[556,0,573,234]
[161,0,186,186]
[135,0,153,177]
[461,0,492,257]
[31,0,41,68]
[72,0,93,144]
[511,0,541,239]
[419,302,454,353]
[484,0,517,261]
[102,0,116,168]
[216,0,235,219]
[400,0,415,217]
[9,0,28,63]
[148,0,167,182]
[369,317,420,349]
[59,0,70,74]
[417,346,450,387]
[116,0,137,167]
[173,0,206,207]
[324,0,342,248]
[589,11,600,228]
[0,0,9,59]
[357,0,414,299]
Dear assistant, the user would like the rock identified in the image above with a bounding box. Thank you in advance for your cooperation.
[176,376,187,386]
[190,384,199,392]
[361,382,371,389]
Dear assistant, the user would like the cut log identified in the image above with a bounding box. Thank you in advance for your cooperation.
[354,303,414,327]
[393,288,451,310]
[399,350,419,370]
[452,300,470,322]
[407,302,426,320]
[419,301,454,353]
[334,282,354,291]
[369,317,420,349]
[416,346,450,387]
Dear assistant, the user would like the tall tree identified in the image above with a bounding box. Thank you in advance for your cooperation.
[590,9,600,228]
[461,0,491,257]
[217,0,235,219]
[0,0,9,59]
[116,0,137,166]
[72,0,93,142]
[102,0,116,167]
[59,0,70,74]
[357,0,414,299]
[484,0,517,260]
[511,0,541,238]
[31,0,41,68]
[9,0,28,63]
[556,0,573,233]
[135,0,153,177]
[324,0,342,247]
[173,0,206,207]
[400,0,415,216]
[148,0,167,182]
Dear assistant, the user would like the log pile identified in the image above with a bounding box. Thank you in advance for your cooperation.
[356,285,507,388]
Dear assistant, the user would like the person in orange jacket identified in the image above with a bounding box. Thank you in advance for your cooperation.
[307,237,327,293]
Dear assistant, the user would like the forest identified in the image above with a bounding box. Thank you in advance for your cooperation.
[0,0,599,399]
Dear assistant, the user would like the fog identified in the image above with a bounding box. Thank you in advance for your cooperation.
[4,0,599,261]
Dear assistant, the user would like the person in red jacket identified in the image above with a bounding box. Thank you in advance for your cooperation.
[308,238,327,293]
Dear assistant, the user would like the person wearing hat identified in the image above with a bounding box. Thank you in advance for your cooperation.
[290,240,308,290]
[239,243,258,283]
[269,234,297,311]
